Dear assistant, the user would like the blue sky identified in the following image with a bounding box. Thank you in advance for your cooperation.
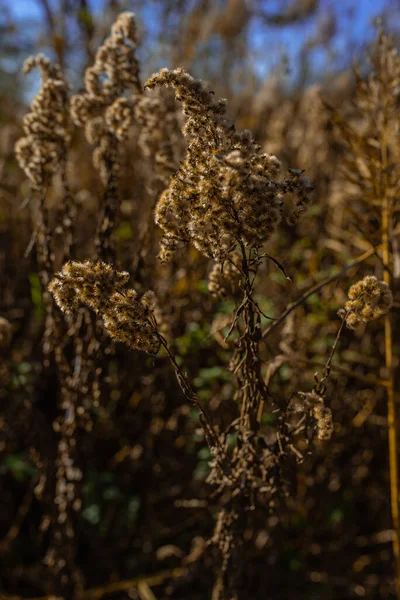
[248,0,395,79]
[3,0,400,95]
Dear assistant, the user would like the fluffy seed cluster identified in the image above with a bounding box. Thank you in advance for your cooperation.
[49,261,159,353]
[70,12,140,182]
[296,390,333,441]
[208,250,241,298]
[145,68,311,262]
[339,275,393,329]
[15,55,70,188]
[134,89,178,185]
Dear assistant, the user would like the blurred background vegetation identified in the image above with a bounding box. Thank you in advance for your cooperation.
[2,1,400,599]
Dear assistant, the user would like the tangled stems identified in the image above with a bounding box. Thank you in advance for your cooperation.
[235,242,268,432]
[49,260,225,472]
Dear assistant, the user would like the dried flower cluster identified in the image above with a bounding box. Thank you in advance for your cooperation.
[339,275,393,329]
[15,55,70,187]
[70,12,141,182]
[296,389,334,441]
[135,89,179,185]
[326,29,400,238]
[208,249,241,298]
[145,68,312,263]
[49,261,159,353]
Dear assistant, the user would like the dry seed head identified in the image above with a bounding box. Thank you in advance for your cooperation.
[339,275,392,329]
[208,249,241,298]
[70,12,140,182]
[103,290,159,353]
[134,89,179,184]
[15,54,70,188]
[297,390,333,441]
[328,28,400,223]
[312,404,334,441]
[105,98,135,141]
[145,68,311,262]
[49,260,130,314]
[49,260,158,353]
[79,11,140,106]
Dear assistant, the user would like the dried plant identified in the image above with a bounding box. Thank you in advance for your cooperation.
[14,54,72,357]
[339,275,393,329]
[49,260,159,353]
[328,25,400,597]
[71,11,141,261]
[15,55,70,189]
[14,52,84,597]
[47,60,351,600]
[145,67,312,263]
[295,389,333,441]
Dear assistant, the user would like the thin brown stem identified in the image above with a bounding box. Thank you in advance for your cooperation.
[261,246,380,342]
[318,317,346,387]
[382,188,400,595]
[156,332,225,464]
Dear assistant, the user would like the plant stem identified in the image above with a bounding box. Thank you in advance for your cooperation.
[155,332,225,464]
[382,190,400,596]
[237,242,267,432]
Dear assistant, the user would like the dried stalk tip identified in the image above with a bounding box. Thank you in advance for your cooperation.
[103,289,159,354]
[208,245,241,298]
[339,275,393,329]
[49,261,159,353]
[297,390,333,441]
[70,12,140,182]
[49,260,130,314]
[15,54,70,188]
[145,68,312,263]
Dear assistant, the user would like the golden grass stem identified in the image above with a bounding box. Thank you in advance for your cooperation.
[382,190,400,597]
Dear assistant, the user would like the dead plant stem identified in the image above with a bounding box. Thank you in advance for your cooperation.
[156,332,226,466]
[382,186,400,595]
